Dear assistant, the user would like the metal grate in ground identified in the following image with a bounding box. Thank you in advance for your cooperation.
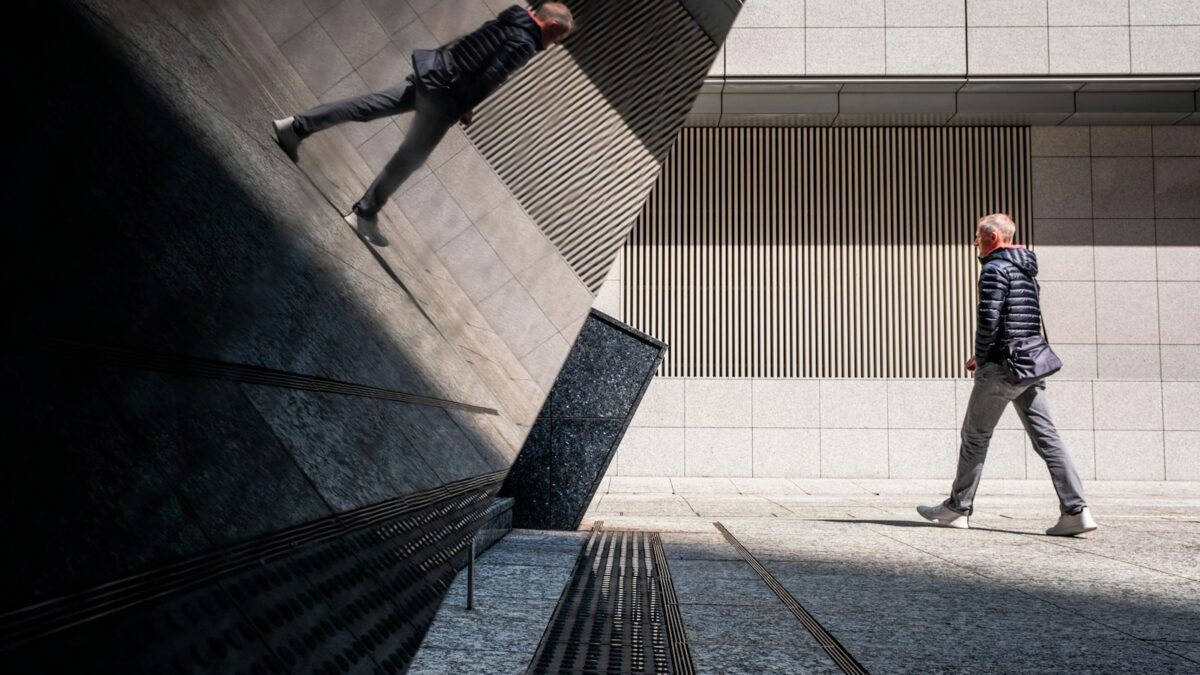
[527,524,693,674]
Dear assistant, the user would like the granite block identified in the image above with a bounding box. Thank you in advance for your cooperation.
[724,28,805,76]
[630,378,686,427]
[752,428,822,477]
[820,429,889,478]
[886,0,964,27]
[806,28,886,75]
[618,427,687,476]
[1049,27,1130,74]
[752,379,821,428]
[734,0,807,27]
[1032,158,1092,218]
[1094,218,1158,281]
[822,380,888,429]
[686,428,754,476]
[969,27,1048,74]
[1162,382,1200,431]
[1165,432,1200,480]
[1157,284,1199,349]
[687,378,753,427]
[1093,381,1164,431]
[1092,158,1155,218]
[1096,431,1166,479]
[280,20,353,96]
[1033,219,1094,280]
[1156,219,1200,281]
[320,0,389,67]
[1131,27,1200,74]
[1096,282,1159,344]
[1155,158,1200,217]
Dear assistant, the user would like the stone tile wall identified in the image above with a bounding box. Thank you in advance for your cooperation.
[598,125,1200,481]
[712,0,1200,76]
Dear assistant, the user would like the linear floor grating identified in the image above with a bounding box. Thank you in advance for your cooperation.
[527,525,692,674]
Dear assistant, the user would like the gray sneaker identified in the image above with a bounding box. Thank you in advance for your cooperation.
[345,212,389,247]
[1046,507,1097,536]
[917,503,969,529]
[273,116,302,162]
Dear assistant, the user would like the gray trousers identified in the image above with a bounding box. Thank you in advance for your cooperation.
[945,362,1087,516]
[293,78,461,218]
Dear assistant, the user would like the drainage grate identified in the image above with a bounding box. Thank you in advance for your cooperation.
[714,522,870,675]
[527,525,692,674]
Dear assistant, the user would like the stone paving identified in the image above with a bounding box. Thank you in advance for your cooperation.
[414,479,1200,673]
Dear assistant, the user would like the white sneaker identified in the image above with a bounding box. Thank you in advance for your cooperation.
[273,116,302,162]
[917,503,969,529]
[1046,507,1097,536]
[345,212,388,246]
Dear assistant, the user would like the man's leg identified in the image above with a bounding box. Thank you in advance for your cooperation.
[292,80,416,138]
[352,94,457,218]
[945,363,1015,515]
[1013,382,1087,515]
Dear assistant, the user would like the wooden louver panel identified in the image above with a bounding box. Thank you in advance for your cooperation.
[623,127,1033,379]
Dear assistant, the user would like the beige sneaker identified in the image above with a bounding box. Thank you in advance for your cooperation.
[1046,507,1097,536]
[917,503,969,529]
[273,116,302,162]
[345,212,389,246]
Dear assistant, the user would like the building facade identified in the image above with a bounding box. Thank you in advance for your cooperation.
[598,0,1200,481]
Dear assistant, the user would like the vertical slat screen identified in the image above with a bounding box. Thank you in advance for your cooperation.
[624,127,1032,379]
[469,0,721,293]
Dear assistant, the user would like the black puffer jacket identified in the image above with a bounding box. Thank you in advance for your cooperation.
[976,247,1043,365]
[413,5,543,108]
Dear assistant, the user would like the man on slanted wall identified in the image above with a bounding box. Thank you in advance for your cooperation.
[272,3,574,246]
[918,213,1097,537]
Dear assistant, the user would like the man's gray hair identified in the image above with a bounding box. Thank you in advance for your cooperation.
[977,213,1016,242]
[535,2,574,32]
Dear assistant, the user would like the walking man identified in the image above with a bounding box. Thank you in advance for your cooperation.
[272,3,574,246]
[918,214,1097,536]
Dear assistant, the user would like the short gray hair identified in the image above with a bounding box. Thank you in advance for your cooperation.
[977,213,1016,242]
[535,2,574,33]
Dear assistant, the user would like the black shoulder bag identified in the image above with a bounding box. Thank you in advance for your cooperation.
[1000,264,1063,387]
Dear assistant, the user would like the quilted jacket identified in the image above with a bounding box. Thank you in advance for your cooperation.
[412,5,543,109]
[976,246,1043,365]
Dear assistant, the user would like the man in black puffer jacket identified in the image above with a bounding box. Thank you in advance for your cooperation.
[918,214,1096,536]
[271,3,574,245]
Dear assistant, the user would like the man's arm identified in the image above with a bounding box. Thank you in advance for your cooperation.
[974,262,1011,365]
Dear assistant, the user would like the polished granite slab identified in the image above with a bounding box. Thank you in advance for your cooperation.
[501,311,667,530]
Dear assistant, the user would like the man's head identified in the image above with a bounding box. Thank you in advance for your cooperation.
[974,213,1016,257]
[531,2,574,45]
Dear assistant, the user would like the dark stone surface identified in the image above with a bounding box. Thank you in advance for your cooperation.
[501,311,666,530]
[545,312,664,419]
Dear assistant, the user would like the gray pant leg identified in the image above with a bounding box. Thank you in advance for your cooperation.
[353,90,458,217]
[1013,382,1087,515]
[292,80,416,137]
[945,363,1014,516]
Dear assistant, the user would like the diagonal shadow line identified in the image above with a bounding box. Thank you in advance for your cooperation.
[813,519,1055,537]
[281,148,446,340]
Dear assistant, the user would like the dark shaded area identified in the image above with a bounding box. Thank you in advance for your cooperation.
[502,311,666,530]
[0,1,513,670]
[6,487,507,674]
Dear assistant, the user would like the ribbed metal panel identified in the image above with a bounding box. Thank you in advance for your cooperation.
[468,0,720,292]
[624,127,1032,379]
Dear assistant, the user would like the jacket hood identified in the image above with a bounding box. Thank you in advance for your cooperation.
[498,6,543,47]
[984,246,1039,277]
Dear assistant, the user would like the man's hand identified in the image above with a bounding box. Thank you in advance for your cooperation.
[966,357,977,373]
[459,109,474,126]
